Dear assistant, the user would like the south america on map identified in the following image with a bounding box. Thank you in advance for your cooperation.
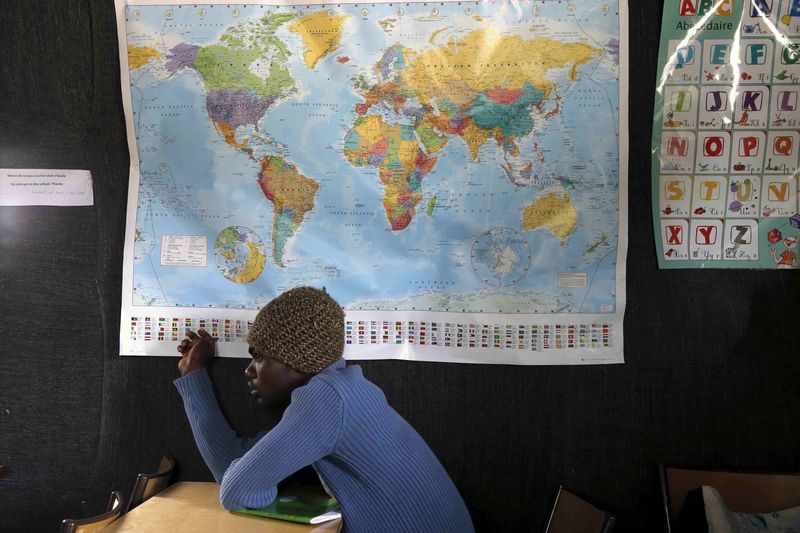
[120,0,623,327]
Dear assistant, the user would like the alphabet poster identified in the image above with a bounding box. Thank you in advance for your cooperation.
[653,0,800,268]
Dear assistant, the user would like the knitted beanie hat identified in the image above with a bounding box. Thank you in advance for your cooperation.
[247,287,344,374]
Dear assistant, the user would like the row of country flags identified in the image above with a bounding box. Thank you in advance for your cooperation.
[344,321,612,351]
[129,317,252,343]
[128,318,612,351]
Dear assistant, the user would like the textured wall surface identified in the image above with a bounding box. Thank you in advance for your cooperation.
[1,1,799,531]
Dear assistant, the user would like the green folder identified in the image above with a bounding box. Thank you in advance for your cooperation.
[233,484,341,525]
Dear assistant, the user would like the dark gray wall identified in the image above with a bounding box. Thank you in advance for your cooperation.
[1,1,798,531]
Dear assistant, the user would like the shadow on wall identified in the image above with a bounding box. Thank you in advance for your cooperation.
[728,273,800,469]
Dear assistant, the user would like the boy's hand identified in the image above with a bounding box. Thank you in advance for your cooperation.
[177,329,216,377]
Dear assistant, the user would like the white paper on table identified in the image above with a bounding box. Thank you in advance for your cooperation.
[0,169,93,206]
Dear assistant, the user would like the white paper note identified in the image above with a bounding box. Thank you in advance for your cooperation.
[0,169,93,206]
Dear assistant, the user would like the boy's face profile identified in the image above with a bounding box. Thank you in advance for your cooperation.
[245,345,309,406]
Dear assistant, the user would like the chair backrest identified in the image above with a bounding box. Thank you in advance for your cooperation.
[661,466,800,532]
[545,487,616,533]
[60,491,123,533]
[123,453,175,514]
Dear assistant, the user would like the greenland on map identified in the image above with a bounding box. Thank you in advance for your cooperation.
[117,0,628,364]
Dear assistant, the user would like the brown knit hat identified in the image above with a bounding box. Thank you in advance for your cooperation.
[247,287,344,374]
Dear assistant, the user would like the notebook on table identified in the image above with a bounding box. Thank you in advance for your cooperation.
[233,483,341,525]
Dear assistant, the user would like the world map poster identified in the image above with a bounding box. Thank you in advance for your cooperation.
[116,0,628,364]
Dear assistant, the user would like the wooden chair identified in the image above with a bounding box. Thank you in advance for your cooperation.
[545,486,616,533]
[660,466,800,533]
[60,491,123,533]
[123,453,175,514]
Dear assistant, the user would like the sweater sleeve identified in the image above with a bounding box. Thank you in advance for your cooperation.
[217,379,343,510]
[174,369,268,483]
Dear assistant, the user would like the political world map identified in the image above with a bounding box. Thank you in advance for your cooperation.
[119,0,626,362]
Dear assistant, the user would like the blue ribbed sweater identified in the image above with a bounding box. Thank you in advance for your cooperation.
[174,360,474,533]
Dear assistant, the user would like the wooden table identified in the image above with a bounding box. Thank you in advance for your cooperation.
[103,481,342,532]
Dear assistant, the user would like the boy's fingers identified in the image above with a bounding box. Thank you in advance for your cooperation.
[197,329,218,344]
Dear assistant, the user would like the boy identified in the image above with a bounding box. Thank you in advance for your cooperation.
[175,286,474,532]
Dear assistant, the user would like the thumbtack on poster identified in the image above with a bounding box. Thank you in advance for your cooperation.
[0,169,93,206]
